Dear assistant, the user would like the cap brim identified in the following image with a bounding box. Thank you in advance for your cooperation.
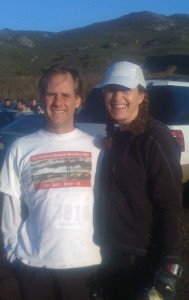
[99,76,138,89]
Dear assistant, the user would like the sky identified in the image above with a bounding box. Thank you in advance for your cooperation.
[0,0,188,32]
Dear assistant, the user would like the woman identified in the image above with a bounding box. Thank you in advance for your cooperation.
[94,61,183,300]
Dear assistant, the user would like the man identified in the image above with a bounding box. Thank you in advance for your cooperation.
[0,64,101,300]
[30,98,43,113]
[4,98,11,108]
[17,98,31,112]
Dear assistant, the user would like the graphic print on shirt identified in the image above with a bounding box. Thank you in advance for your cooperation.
[30,151,92,189]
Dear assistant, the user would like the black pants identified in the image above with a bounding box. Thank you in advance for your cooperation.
[100,248,159,300]
[12,259,98,300]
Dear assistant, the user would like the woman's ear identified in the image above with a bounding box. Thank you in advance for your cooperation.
[138,92,145,104]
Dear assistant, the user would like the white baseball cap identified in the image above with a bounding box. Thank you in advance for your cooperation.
[99,61,146,89]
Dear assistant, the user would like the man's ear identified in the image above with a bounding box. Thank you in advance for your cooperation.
[76,96,81,109]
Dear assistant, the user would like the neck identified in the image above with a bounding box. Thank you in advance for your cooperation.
[44,123,75,134]
[118,122,130,132]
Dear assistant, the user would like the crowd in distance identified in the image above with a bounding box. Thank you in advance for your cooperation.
[0,97,43,114]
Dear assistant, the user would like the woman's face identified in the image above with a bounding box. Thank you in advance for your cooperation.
[104,84,145,130]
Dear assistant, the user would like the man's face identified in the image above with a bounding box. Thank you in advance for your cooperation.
[104,85,144,130]
[17,102,25,112]
[42,73,81,134]
[31,99,37,106]
[5,100,10,107]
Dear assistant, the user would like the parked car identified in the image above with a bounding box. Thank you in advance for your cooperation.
[0,110,88,168]
[0,113,45,168]
[146,78,189,184]
[0,109,20,129]
[77,78,189,185]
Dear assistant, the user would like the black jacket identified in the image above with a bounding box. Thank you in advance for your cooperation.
[94,118,183,264]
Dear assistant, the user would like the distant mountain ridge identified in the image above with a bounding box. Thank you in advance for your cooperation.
[0,11,189,99]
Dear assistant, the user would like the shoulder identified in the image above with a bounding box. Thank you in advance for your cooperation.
[76,129,102,149]
[145,118,170,135]
[8,130,42,152]
[143,118,175,145]
[141,118,181,157]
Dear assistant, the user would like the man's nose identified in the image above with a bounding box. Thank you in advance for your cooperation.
[52,94,62,106]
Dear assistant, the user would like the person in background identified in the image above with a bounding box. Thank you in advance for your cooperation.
[17,98,31,112]
[30,98,43,113]
[0,64,101,300]
[94,61,183,300]
[4,98,11,108]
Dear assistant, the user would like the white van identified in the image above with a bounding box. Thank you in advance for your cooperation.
[146,78,189,184]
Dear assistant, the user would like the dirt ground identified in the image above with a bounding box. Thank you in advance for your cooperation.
[0,201,189,299]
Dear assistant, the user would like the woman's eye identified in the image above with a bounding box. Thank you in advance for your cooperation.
[105,86,131,93]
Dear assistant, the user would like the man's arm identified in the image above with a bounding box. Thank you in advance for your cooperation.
[1,193,22,262]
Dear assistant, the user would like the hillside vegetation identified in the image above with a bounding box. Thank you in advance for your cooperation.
[0,11,189,100]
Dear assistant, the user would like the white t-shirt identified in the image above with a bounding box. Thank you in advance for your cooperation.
[0,128,102,269]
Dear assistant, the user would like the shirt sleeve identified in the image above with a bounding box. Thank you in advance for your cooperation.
[1,194,22,262]
[0,141,22,198]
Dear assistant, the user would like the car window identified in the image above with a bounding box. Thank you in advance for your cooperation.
[1,115,44,133]
[77,88,106,123]
[148,85,189,125]
[0,112,17,128]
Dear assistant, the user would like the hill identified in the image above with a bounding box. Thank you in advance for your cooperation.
[0,11,189,99]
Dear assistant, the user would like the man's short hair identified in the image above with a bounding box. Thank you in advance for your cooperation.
[39,64,83,99]
[17,98,26,105]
